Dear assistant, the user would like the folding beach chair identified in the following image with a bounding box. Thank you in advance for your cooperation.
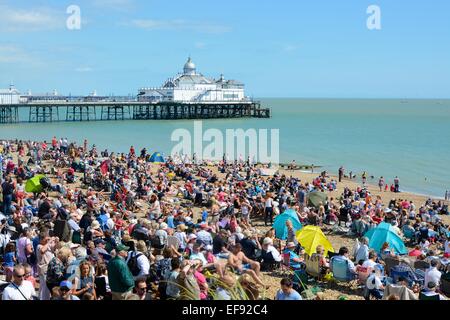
[279,253,292,277]
[419,292,440,300]
[331,258,356,282]
[304,254,322,280]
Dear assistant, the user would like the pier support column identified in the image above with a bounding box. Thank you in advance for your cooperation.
[29,106,59,122]
[0,105,19,124]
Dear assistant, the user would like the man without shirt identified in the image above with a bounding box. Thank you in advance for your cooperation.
[227,243,266,287]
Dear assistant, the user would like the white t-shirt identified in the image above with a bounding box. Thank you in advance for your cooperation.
[2,281,35,300]
[425,267,442,287]
[444,240,450,254]
[265,198,273,208]
[267,245,282,262]
[362,259,377,270]
[366,274,383,290]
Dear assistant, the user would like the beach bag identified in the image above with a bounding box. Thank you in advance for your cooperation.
[127,252,143,276]
[293,271,316,300]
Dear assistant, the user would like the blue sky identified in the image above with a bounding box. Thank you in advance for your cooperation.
[0,0,449,98]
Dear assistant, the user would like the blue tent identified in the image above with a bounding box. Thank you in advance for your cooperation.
[364,222,408,255]
[149,152,165,163]
[272,209,303,240]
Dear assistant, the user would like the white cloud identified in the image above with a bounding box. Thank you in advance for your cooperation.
[0,45,32,63]
[0,4,64,32]
[75,67,93,72]
[195,42,206,49]
[92,0,135,11]
[283,44,299,53]
[127,19,231,34]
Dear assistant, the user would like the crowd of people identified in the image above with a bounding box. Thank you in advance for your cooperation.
[0,138,449,301]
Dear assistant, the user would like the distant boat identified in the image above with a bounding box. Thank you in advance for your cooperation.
[400,100,409,104]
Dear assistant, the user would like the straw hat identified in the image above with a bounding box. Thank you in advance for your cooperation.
[263,237,273,245]
[243,230,252,238]
[91,220,100,229]
[160,222,168,230]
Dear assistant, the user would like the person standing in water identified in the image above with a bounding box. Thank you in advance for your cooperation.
[378,177,385,192]
[394,176,400,193]
[338,166,344,183]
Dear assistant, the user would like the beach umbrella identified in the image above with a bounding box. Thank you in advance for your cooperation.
[364,222,408,255]
[149,152,165,163]
[307,191,327,209]
[272,209,302,240]
[295,225,334,256]
[25,175,46,193]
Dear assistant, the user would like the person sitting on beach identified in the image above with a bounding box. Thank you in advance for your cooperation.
[283,242,305,270]
[330,247,357,275]
[227,243,265,287]
[366,266,385,300]
[311,244,330,274]
[260,237,282,271]
[380,242,397,259]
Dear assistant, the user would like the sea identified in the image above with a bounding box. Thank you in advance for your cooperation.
[1,98,449,198]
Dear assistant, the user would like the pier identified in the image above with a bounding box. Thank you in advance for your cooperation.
[0,100,270,124]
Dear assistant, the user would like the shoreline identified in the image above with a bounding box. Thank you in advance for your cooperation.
[2,137,448,203]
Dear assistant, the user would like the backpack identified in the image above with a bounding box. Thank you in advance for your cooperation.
[127,251,143,277]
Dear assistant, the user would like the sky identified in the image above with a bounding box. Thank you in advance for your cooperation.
[0,0,449,98]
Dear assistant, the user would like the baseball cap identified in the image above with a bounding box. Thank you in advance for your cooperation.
[116,244,130,252]
[60,280,72,290]
[94,238,106,246]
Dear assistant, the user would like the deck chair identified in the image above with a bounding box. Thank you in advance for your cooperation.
[166,235,180,250]
[331,258,355,282]
[390,268,410,284]
[304,254,322,280]
[440,273,450,295]
[275,253,293,277]
[419,292,440,300]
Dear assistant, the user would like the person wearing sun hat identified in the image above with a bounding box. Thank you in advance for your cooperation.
[107,243,134,300]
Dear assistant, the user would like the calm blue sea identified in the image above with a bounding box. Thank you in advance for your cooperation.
[1,99,449,198]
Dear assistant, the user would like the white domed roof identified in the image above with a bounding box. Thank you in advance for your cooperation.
[183,57,196,75]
